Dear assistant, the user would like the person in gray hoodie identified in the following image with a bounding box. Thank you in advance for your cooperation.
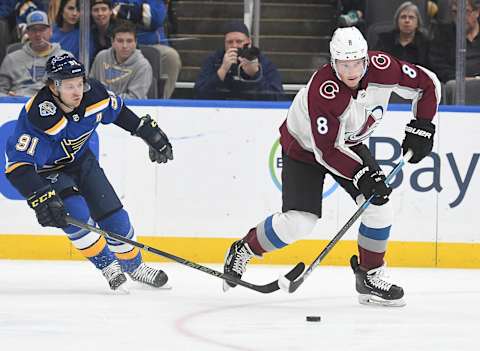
[89,20,152,99]
[0,10,71,97]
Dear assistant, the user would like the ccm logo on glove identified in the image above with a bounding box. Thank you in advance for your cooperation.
[28,189,57,208]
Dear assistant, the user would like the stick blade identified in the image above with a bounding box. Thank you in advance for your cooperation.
[278,262,305,293]
[285,262,305,280]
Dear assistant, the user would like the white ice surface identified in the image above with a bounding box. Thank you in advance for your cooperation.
[0,260,479,351]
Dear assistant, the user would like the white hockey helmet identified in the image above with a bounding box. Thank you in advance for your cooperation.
[329,27,368,79]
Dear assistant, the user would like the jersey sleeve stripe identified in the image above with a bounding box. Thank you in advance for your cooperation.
[85,98,109,117]
[45,116,67,135]
[5,162,33,174]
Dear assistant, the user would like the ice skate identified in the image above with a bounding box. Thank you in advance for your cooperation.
[350,255,406,307]
[128,263,169,288]
[102,260,127,291]
[223,240,255,292]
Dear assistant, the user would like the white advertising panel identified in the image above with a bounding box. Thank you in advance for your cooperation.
[0,101,478,247]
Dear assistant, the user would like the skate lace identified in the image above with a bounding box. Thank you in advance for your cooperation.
[232,245,254,275]
[130,263,158,284]
[366,266,393,291]
[102,261,122,280]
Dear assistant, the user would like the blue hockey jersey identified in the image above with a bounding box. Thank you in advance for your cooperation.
[5,79,123,174]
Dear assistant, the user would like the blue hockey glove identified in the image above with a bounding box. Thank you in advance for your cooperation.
[135,115,173,164]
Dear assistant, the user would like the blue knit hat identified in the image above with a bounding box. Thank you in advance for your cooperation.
[223,21,250,37]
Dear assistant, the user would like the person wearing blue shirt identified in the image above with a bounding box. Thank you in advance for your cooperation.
[194,21,284,101]
[0,0,45,63]
[113,0,167,45]
[51,0,94,61]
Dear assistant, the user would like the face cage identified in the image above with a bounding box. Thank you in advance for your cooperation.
[331,55,369,82]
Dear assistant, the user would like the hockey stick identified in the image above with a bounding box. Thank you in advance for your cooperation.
[66,216,304,294]
[278,150,413,293]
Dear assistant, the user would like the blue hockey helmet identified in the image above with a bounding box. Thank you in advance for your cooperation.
[45,53,85,82]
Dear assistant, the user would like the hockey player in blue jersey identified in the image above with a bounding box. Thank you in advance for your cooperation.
[4,53,173,291]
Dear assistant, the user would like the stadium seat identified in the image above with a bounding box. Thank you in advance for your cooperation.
[0,19,12,65]
[366,21,394,48]
[139,45,167,99]
[6,42,22,55]
[445,79,480,105]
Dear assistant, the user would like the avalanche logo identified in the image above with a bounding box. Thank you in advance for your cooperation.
[319,80,339,99]
[345,105,383,145]
[370,53,391,70]
[268,139,338,197]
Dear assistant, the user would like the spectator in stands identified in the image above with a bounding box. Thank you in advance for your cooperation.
[91,0,117,59]
[338,0,366,33]
[90,20,152,99]
[429,0,480,83]
[51,0,93,61]
[112,0,181,98]
[374,2,431,68]
[0,1,16,66]
[15,0,45,42]
[0,1,16,20]
[0,1,45,64]
[47,0,61,25]
[428,0,439,20]
[194,21,284,101]
[51,0,81,59]
[0,10,71,97]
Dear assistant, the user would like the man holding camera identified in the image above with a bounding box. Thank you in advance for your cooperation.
[194,21,284,100]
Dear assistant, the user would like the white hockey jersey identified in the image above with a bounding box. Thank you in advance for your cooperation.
[279,51,441,180]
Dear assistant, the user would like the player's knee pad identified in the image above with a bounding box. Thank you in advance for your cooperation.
[272,210,318,243]
[62,195,92,235]
[361,200,393,234]
[97,208,132,237]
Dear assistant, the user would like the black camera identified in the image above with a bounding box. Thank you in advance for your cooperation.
[237,44,260,61]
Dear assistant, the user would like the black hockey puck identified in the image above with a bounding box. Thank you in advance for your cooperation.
[306,316,321,322]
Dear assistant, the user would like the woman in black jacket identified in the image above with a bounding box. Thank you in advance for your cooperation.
[374,1,431,68]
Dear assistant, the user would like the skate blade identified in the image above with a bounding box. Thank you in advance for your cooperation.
[131,282,173,290]
[111,285,130,295]
[222,280,231,292]
[157,284,173,290]
[358,294,406,307]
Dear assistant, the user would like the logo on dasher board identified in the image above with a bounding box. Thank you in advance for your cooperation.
[268,139,338,197]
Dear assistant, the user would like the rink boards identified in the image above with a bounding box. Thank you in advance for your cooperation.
[0,99,479,268]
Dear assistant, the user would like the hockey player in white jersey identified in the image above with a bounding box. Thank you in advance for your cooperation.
[223,27,441,306]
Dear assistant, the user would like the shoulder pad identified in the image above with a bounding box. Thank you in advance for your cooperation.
[83,78,116,116]
[26,87,66,135]
[307,66,351,116]
[366,51,402,84]
[368,51,395,71]
[84,78,109,104]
